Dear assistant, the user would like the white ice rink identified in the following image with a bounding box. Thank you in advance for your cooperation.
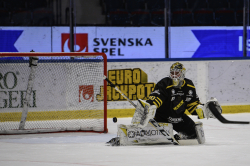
[1,113,250,166]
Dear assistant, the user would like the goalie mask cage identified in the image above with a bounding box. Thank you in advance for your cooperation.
[0,52,108,134]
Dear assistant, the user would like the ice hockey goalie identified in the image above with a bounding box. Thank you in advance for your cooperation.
[107,62,222,146]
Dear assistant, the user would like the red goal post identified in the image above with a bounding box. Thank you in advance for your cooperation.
[0,52,107,134]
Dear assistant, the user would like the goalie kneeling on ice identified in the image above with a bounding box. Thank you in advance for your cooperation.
[117,121,205,145]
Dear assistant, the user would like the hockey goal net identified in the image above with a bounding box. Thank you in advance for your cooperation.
[0,52,107,134]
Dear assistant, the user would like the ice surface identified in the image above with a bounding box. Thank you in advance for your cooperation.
[0,114,250,166]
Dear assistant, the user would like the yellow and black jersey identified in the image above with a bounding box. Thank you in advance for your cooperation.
[146,77,201,123]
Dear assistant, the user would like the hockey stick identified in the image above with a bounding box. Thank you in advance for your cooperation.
[103,75,136,107]
[208,102,250,124]
[103,75,180,145]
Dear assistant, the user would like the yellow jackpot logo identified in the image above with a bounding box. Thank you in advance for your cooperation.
[97,68,155,101]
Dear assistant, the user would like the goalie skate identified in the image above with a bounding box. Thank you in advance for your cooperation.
[106,137,120,146]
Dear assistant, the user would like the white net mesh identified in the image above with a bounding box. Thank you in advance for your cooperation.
[0,54,107,134]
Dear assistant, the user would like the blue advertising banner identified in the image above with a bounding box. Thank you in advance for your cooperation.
[0,30,23,52]
[1,27,249,58]
[0,27,51,53]
[192,30,250,58]
[170,27,250,58]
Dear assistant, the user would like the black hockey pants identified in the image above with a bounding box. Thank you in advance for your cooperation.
[155,114,197,138]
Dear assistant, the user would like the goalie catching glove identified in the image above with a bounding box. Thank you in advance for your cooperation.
[196,97,222,119]
[131,99,157,128]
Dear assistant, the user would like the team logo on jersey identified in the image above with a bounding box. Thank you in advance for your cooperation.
[185,97,191,102]
[168,117,183,123]
[188,90,193,95]
[176,92,184,96]
[61,33,88,52]
[79,85,94,102]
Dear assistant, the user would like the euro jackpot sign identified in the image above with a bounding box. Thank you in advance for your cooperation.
[97,68,155,101]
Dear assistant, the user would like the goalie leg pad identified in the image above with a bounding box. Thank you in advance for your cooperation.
[117,123,173,146]
[195,122,205,144]
[131,99,157,128]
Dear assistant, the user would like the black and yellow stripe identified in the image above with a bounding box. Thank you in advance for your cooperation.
[187,84,195,89]
[187,101,200,114]
[181,80,186,88]
[148,96,163,108]
[173,100,184,111]
[166,80,186,89]
[166,85,174,89]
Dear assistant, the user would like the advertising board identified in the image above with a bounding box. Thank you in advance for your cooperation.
[0,27,51,52]
[52,27,165,59]
[170,26,250,58]
[1,26,249,58]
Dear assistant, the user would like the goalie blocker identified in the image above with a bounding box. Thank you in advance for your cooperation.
[196,97,222,120]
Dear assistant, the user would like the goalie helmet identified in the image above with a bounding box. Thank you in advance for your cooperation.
[169,62,186,86]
